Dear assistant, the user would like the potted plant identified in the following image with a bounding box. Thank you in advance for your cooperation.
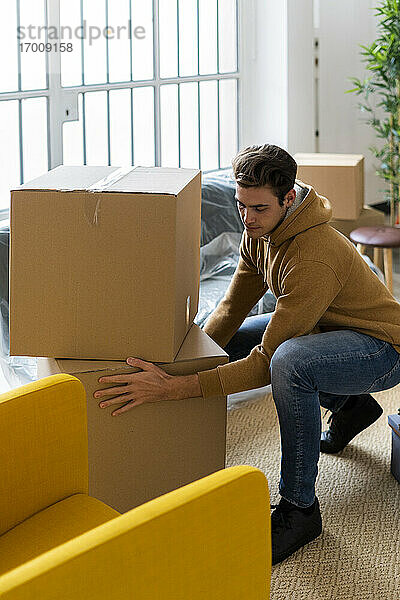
[348,0,400,226]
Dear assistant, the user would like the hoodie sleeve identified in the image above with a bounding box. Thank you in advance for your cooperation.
[202,235,268,350]
[198,259,342,398]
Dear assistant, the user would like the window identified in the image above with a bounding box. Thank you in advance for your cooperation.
[0,0,240,216]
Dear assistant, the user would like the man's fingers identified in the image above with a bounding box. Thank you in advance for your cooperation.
[98,374,134,384]
[94,385,129,398]
[98,394,133,407]
[126,357,165,375]
[112,399,143,416]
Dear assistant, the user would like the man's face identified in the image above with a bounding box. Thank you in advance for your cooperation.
[235,184,296,239]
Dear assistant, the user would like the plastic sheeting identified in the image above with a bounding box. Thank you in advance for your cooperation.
[195,232,277,328]
[0,226,37,386]
[200,168,243,246]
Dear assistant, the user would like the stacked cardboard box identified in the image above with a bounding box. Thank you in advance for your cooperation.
[37,324,228,512]
[10,165,202,362]
[294,153,386,250]
[295,153,365,220]
[11,165,228,513]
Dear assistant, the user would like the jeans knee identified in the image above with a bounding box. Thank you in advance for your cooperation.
[270,338,302,379]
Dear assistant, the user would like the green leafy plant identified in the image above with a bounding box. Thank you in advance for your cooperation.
[347,0,400,225]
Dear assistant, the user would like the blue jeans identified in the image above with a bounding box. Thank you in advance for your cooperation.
[224,313,400,507]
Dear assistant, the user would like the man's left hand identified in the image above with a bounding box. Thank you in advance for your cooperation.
[93,357,174,416]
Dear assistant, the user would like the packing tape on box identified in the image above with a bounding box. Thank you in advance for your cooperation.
[86,166,138,225]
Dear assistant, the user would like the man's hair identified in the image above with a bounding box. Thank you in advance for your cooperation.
[231,144,297,205]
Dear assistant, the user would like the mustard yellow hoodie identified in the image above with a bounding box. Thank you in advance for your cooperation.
[198,181,400,398]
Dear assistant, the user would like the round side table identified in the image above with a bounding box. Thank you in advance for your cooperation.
[349,225,400,294]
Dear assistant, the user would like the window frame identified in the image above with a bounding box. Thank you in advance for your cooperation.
[0,0,241,222]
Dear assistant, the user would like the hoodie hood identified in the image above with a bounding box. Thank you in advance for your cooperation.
[261,179,332,247]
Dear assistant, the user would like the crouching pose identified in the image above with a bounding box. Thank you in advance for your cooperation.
[94,144,400,565]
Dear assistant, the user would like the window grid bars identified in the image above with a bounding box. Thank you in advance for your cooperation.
[153,0,161,166]
[216,0,221,169]
[106,90,111,166]
[177,83,181,168]
[44,0,52,172]
[105,0,111,166]
[79,0,84,85]
[46,95,51,173]
[18,99,24,186]
[1,0,240,182]
[16,0,23,183]
[16,0,22,93]
[130,87,134,166]
[129,2,134,165]
[105,0,110,85]
[177,0,181,167]
[82,91,87,165]
[196,0,201,171]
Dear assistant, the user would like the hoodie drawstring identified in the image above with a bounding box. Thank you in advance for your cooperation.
[265,239,270,286]
[256,237,271,287]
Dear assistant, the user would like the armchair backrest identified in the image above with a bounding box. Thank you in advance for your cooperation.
[0,374,88,535]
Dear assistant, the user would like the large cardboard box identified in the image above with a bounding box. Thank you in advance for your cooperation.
[329,205,385,239]
[10,165,201,362]
[37,324,228,513]
[295,153,364,219]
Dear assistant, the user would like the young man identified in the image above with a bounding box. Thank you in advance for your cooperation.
[93,144,400,564]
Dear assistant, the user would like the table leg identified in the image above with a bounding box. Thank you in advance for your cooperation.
[357,243,366,254]
[383,248,393,294]
[373,247,383,271]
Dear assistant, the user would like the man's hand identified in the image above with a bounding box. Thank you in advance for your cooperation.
[93,357,202,416]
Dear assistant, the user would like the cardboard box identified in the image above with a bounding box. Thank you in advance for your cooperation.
[388,413,400,484]
[295,153,364,219]
[37,324,228,512]
[10,165,201,362]
[329,205,385,239]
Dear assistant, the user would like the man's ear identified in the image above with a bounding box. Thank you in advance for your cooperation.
[284,188,296,207]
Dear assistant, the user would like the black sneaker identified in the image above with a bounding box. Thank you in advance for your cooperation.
[320,394,383,454]
[271,497,322,565]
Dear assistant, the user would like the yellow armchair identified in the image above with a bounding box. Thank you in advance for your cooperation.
[0,374,271,599]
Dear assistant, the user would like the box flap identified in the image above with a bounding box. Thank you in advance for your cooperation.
[13,165,200,196]
[12,165,117,192]
[295,153,364,166]
[104,166,200,195]
[172,323,227,362]
[48,325,227,374]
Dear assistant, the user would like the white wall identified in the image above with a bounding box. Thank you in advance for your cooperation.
[318,0,384,206]
[239,0,314,153]
[239,0,288,149]
[287,0,315,154]
[240,0,384,206]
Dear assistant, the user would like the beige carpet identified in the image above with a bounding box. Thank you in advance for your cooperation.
[226,386,400,600]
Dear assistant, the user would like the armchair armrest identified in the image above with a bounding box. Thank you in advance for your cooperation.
[0,465,271,600]
[0,374,88,535]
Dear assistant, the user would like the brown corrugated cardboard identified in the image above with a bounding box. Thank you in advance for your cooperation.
[10,165,201,362]
[329,205,385,239]
[295,153,364,219]
[37,324,228,513]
